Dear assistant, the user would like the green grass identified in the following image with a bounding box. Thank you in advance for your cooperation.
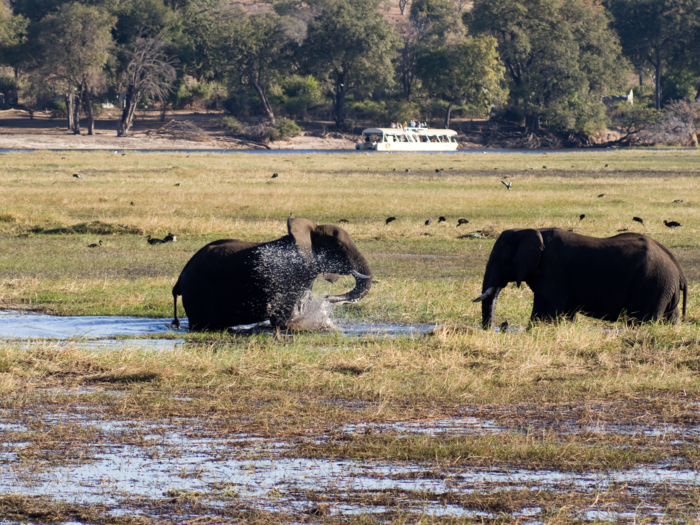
[3,149,700,522]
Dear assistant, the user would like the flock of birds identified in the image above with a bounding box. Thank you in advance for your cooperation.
[84,172,685,248]
[89,233,177,248]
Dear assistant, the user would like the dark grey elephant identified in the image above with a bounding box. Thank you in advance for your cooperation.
[172,217,372,331]
[474,228,687,328]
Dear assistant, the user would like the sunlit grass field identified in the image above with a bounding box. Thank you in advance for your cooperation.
[2,149,700,522]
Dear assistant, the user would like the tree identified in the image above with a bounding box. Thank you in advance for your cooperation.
[0,4,28,77]
[216,12,303,124]
[467,0,628,134]
[117,36,177,136]
[416,36,506,127]
[31,3,115,134]
[301,0,399,127]
[606,0,700,110]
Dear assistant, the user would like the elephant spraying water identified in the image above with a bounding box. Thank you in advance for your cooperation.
[474,228,687,328]
[172,217,372,331]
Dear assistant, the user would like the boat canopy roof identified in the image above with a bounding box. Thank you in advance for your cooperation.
[362,127,458,135]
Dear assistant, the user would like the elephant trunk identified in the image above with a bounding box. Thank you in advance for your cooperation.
[480,287,502,329]
[326,254,372,304]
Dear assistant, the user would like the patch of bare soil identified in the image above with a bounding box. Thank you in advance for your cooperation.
[0,109,357,151]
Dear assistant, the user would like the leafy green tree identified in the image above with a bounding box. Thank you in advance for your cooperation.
[31,2,115,134]
[606,0,700,109]
[301,0,399,127]
[216,12,303,124]
[467,0,628,134]
[416,35,506,128]
[0,4,28,82]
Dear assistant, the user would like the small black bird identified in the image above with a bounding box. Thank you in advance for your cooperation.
[542,166,547,169]
[579,214,585,221]
[338,219,349,223]
[385,217,396,225]
[272,173,278,178]
[598,194,605,198]
[457,218,469,227]
[163,233,177,243]
[73,173,81,179]
[499,320,509,332]
[633,217,644,225]
[147,235,164,245]
[438,216,446,223]
[435,168,441,173]
[425,219,432,226]
[674,199,683,203]
[405,169,411,172]
[174,183,180,186]
[605,164,609,168]
[130,202,135,206]
[87,240,102,248]
[664,220,681,229]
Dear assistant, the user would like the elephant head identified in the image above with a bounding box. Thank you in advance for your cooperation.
[287,217,372,305]
[473,228,544,329]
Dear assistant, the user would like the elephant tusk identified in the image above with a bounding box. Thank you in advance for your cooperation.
[473,287,496,302]
[350,270,372,279]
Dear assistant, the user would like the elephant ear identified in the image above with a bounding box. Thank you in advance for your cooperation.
[514,229,544,287]
[287,216,316,262]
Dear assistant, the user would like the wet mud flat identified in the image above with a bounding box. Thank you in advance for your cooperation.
[2,393,700,523]
[1,312,700,522]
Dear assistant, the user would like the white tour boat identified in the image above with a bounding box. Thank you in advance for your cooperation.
[356,127,459,151]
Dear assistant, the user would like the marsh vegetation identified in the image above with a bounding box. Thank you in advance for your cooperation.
[2,150,700,522]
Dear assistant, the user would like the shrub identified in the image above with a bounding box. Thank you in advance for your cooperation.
[215,116,245,136]
[46,99,67,119]
[269,118,301,141]
[0,75,18,108]
[281,75,323,120]
[223,92,264,117]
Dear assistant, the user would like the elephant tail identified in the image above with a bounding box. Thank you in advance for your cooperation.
[171,280,181,329]
[682,281,688,321]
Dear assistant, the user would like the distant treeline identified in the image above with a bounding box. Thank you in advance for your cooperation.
[0,0,699,136]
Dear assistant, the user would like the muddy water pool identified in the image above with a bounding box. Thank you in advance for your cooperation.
[0,311,438,345]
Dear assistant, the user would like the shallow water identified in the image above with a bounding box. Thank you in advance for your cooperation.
[0,422,693,519]
[0,311,437,340]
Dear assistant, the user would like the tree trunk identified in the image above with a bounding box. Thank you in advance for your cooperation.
[695,82,700,101]
[334,73,346,127]
[525,114,540,132]
[160,101,168,122]
[654,51,662,110]
[443,102,452,129]
[117,84,138,137]
[252,81,275,125]
[66,93,74,131]
[83,88,94,136]
[73,84,84,135]
[639,70,643,86]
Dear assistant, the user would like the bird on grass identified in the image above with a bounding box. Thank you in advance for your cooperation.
[501,180,512,190]
[425,219,432,226]
[664,220,682,229]
[163,233,177,243]
[130,202,135,206]
[338,219,349,223]
[605,164,609,168]
[438,216,446,223]
[579,214,585,221]
[272,173,278,178]
[73,173,81,179]
[87,240,102,248]
[633,217,644,225]
[499,320,509,332]
[435,168,441,173]
[457,218,469,227]
[674,199,684,203]
[542,166,547,169]
[598,194,605,198]
[385,217,396,225]
[174,183,180,187]
[147,235,165,245]
[405,169,411,173]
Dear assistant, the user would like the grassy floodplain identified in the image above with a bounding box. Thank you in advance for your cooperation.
[2,149,700,522]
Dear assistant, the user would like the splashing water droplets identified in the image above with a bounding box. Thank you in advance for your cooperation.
[283,290,337,331]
